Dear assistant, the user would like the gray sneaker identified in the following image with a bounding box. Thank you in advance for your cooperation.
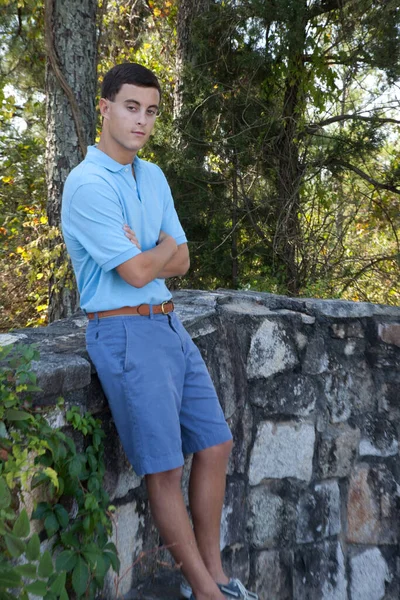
[182,578,259,599]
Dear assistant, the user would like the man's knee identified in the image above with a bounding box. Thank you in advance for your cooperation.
[145,466,183,492]
[195,439,233,463]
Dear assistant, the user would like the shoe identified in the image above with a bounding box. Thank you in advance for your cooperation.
[181,578,259,599]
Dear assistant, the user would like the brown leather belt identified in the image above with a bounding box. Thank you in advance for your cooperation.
[86,300,174,320]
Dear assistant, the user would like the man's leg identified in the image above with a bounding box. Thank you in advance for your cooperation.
[189,440,232,584]
[146,467,226,600]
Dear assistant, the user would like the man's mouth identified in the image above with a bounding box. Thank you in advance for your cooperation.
[132,131,145,136]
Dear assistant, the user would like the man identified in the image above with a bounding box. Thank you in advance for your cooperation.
[62,63,258,600]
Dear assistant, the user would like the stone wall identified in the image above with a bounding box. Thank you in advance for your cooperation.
[2,290,400,600]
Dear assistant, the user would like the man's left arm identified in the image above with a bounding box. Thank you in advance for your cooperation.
[157,242,190,278]
[123,225,189,278]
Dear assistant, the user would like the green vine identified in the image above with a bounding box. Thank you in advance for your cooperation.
[0,343,120,599]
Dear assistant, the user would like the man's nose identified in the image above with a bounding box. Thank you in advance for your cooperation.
[136,109,148,125]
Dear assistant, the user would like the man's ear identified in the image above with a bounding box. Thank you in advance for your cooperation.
[99,98,109,119]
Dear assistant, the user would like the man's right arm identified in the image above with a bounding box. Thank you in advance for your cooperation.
[116,233,177,288]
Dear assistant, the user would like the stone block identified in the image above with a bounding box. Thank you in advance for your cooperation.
[249,421,315,485]
[249,373,319,417]
[221,545,250,590]
[323,364,375,423]
[248,482,297,548]
[101,417,142,501]
[247,319,299,379]
[330,322,364,339]
[350,548,390,600]
[32,353,91,397]
[347,464,400,544]
[378,323,400,347]
[296,480,341,543]
[293,541,347,600]
[359,413,398,458]
[303,334,330,374]
[227,403,253,475]
[102,501,144,598]
[221,479,247,549]
[253,550,292,600]
[317,425,360,478]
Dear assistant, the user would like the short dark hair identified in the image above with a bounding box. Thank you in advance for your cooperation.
[101,63,161,101]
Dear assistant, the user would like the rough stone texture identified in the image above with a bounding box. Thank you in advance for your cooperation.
[358,413,399,458]
[247,318,299,379]
[293,541,347,600]
[350,548,390,600]
[378,323,400,347]
[248,482,297,548]
[249,421,315,484]
[254,550,292,600]
[324,363,375,423]
[5,289,400,599]
[102,502,144,598]
[347,465,400,544]
[249,373,318,417]
[296,481,341,543]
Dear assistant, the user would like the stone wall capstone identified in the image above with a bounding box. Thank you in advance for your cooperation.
[2,289,400,600]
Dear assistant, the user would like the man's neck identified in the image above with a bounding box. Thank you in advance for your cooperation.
[97,136,136,166]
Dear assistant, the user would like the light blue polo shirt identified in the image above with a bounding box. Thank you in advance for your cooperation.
[61,146,187,312]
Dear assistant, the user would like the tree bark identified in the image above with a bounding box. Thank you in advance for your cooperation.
[45,0,97,322]
[174,0,210,118]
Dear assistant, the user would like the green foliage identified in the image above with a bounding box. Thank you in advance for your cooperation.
[0,344,120,599]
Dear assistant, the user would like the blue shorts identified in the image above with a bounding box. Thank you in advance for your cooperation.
[85,311,232,475]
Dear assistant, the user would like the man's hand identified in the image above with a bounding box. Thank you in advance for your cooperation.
[123,224,141,249]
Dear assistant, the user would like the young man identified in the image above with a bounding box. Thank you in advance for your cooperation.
[62,63,258,600]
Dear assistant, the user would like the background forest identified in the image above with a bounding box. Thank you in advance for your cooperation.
[0,0,399,331]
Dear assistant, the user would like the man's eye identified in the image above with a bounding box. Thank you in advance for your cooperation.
[146,109,156,116]
[127,106,137,111]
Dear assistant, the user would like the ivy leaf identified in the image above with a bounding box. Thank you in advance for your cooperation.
[31,502,52,520]
[26,533,40,561]
[0,478,11,509]
[0,422,8,438]
[4,533,25,558]
[60,531,80,548]
[12,508,30,538]
[59,588,68,600]
[4,409,31,421]
[55,550,78,573]
[50,571,66,594]
[44,514,59,538]
[0,567,22,588]
[38,550,54,578]
[15,563,37,578]
[43,467,59,491]
[25,580,47,596]
[54,504,69,528]
[72,556,89,598]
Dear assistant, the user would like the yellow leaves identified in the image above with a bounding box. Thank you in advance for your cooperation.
[153,7,161,17]
[43,467,59,491]
[2,176,13,184]
[16,246,24,254]
[36,273,44,280]
[36,305,48,313]
[40,216,47,224]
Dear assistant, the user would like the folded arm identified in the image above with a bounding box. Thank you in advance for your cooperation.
[123,225,190,280]
[116,232,178,288]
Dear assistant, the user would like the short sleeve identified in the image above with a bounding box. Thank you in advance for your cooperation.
[67,181,141,272]
[160,175,187,245]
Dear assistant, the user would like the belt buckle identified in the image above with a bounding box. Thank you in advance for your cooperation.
[161,300,169,315]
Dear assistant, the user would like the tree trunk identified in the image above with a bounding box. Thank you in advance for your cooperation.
[273,9,307,295]
[45,0,97,322]
[174,0,210,118]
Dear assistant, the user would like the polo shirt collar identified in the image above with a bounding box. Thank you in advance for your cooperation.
[86,145,140,172]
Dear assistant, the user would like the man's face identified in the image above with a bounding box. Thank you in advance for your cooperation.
[100,84,160,157]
